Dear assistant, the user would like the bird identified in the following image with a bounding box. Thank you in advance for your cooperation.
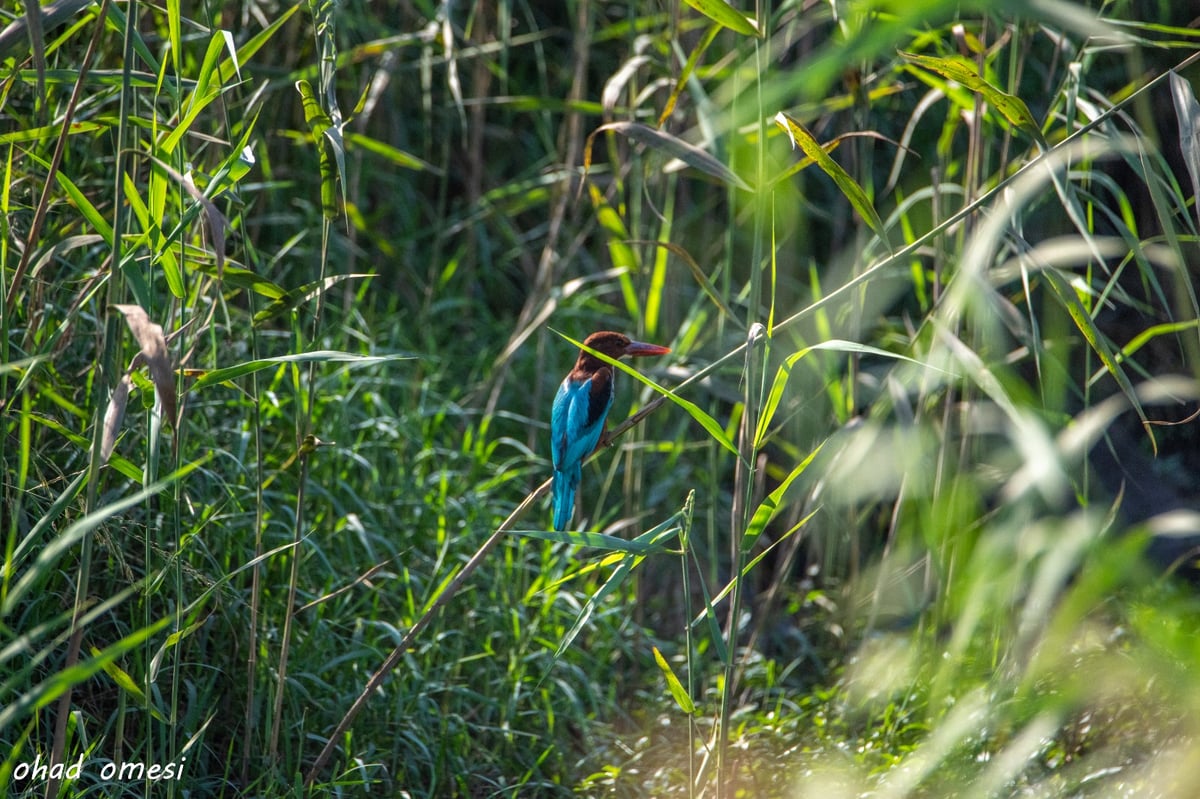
[550,331,671,531]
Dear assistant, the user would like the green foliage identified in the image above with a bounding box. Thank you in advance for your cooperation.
[4,0,1200,797]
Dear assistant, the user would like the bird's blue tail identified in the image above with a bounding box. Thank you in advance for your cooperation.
[552,464,580,530]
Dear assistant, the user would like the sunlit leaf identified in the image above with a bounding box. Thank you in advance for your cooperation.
[1042,269,1152,445]
[659,24,721,127]
[510,528,675,554]
[91,646,167,722]
[900,51,1044,145]
[653,646,697,715]
[741,443,822,554]
[774,112,888,241]
[0,121,106,145]
[586,183,640,319]
[344,132,433,171]
[552,555,640,662]
[681,0,760,37]
[55,170,113,245]
[296,79,340,219]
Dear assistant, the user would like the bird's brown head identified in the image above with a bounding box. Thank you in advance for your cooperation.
[579,331,671,366]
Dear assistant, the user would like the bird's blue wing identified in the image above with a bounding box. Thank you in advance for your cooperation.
[551,370,615,530]
[552,374,612,471]
[551,379,574,470]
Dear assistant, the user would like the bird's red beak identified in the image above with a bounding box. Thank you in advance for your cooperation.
[623,340,671,357]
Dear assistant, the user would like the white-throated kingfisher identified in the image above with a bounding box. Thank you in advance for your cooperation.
[551,331,671,531]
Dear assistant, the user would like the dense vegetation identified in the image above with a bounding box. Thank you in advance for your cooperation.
[4,0,1200,796]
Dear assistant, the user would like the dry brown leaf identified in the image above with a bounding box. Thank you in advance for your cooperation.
[150,156,232,276]
[100,373,131,463]
[112,304,178,428]
[181,170,230,276]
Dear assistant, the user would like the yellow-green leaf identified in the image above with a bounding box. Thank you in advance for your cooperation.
[296,79,339,219]
[659,24,721,126]
[91,646,168,722]
[587,183,640,319]
[774,112,888,241]
[741,444,822,554]
[344,132,433,171]
[900,51,1044,145]
[681,0,760,38]
[653,646,697,715]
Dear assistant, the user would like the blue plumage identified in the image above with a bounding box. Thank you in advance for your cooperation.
[549,331,670,531]
[551,373,614,530]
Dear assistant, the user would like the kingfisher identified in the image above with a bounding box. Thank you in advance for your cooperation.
[551,331,671,531]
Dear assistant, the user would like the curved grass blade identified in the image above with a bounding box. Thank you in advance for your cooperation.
[552,554,639,663]
[1169,70,1200,228]
[91,645,167,722]
[603,54,653,115]
[681,0,760,38]
[653,646,697,715]
[774,112,888,242]
[252,273,375,325]
[659,23,721,127]
[756,339,956,449]
[548,513,681,668]
[694,507,820,627]
[188,350,413,393]
[510,528,676,555]
[741,443,823,554]
[1087,318,1200,387]
[586,121,751,192]
[1041,269,1152,442]
[629,240,744,329]
[900,51,1045,146]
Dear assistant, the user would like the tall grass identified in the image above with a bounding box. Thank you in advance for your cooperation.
[3,0,1200,797]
